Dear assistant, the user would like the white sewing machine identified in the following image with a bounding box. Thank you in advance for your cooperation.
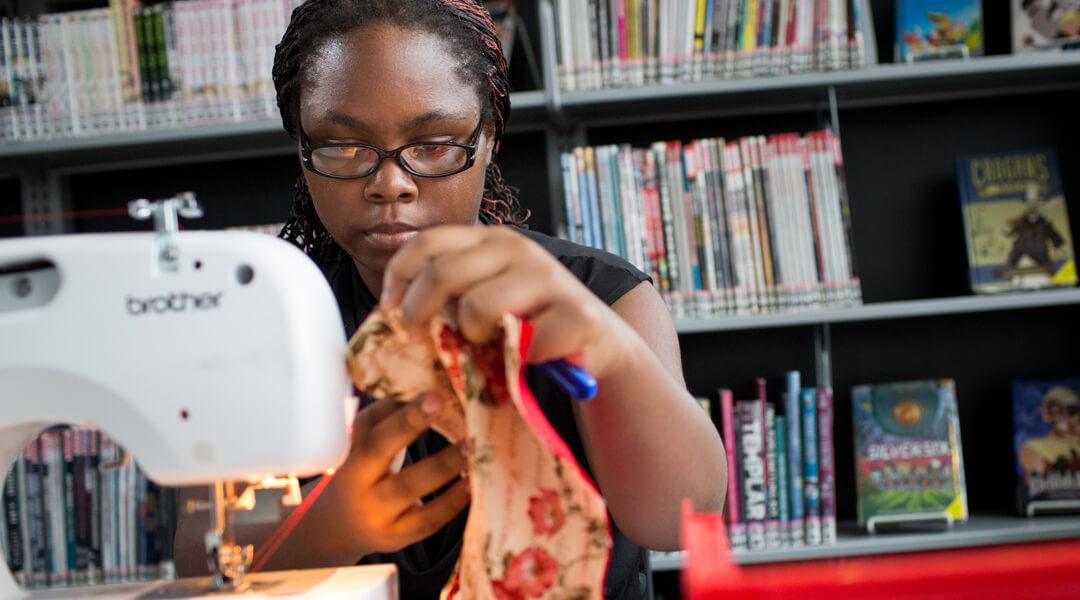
[0,195,396,598]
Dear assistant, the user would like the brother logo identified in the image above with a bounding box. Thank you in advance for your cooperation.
[126,292,224,316]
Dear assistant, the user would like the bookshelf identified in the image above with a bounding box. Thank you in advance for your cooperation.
[651,513,1080,571]
[3,0,1080,597]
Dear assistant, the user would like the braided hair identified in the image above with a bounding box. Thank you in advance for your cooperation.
[273,0,529,261]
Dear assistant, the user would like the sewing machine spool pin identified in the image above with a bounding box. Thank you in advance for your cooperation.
[128,192,204,272]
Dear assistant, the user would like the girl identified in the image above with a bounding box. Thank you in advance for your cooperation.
[176,1,726,597]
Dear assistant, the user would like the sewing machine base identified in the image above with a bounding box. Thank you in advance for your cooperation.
[12,565,396,599]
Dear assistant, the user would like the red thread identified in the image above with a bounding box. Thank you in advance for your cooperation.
[248,472,337,574]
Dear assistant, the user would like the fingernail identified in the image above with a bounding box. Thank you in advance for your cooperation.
[421,395,441,415]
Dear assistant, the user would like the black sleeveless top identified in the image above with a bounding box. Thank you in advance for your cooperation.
[319,228,652,599]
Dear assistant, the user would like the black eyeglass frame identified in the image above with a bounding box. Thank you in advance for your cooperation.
[299,120,483,180]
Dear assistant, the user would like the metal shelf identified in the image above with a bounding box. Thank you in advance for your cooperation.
[650,514,1080,571]
[560,53,1080,125]
[0,90,547,173]
[675,288,1080,334]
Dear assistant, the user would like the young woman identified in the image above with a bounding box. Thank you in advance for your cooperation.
[175,1,726,597]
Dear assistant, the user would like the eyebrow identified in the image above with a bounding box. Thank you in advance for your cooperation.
[322,109,473,133]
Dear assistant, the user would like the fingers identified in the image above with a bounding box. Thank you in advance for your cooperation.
[381,226,484,309]
[526,301,604,366]
[371,441,468,516]
[397,240,513,328]
[454,266,556,344]
[390,477,471,543]
[351,394,444,484]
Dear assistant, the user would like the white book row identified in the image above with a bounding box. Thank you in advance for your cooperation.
[0,0,302,143]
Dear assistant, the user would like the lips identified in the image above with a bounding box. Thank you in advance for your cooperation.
[363,223,420,251]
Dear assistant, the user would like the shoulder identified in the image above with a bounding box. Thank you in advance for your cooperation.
[514,227,652,307]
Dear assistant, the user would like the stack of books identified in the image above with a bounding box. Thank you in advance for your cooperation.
[561,129,861,319]
[719,371,838,551]
[552,0,877,91]
[0,0,303,142]
[1,427,178,589]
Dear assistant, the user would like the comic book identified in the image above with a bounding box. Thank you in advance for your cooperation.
[852,379,968,529]
[1012,379,1080,515]
[1013,1,1080,53]
[895,0,983,63]
[956,149,1076,294]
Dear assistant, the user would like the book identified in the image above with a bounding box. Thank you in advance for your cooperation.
[1012,378,1080,515]
[800,386,821,545]
[737,398,767,550]
[956,149,1076,294]
[895,0,983,63]
[853,379,969,529]
[816,386,837,544]
[783,371,804,547]
[719,388,746,549]
[1013,0,1080,53]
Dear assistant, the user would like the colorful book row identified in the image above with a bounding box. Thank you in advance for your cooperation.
[719,371,837,550]
[552,0,877,92]
[560,130,861,320]
[0,427,178,589]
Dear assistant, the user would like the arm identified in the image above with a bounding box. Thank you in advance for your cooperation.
[573,282,726,550]
[381,225,727,553]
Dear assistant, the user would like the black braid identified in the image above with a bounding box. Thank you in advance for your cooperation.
[273,0,529,260]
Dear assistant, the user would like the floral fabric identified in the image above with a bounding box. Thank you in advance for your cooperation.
[348,309,611,600]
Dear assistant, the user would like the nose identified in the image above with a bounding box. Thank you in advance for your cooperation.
[363,155,419,204]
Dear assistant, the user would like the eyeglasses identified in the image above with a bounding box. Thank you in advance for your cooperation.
[299,121,483,180]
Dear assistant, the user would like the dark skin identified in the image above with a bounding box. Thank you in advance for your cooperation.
[176,23,725,577]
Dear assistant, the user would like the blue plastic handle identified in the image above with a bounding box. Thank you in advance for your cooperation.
[540,359,598,401]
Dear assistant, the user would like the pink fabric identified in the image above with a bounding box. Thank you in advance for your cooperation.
[348,309,611,599]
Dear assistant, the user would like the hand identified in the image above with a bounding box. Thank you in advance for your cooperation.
[380,225,640,381]
[328,393,470,557]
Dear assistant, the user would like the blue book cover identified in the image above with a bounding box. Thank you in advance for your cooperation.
[1012,379,1080,514]
[956,149,1076,294]
[853,379,968,528]
[801,387,821,545]
[895,0,983,63]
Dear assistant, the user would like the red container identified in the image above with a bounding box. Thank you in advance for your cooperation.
[680,500,1080,600]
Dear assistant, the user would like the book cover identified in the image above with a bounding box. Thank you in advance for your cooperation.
[956,149,1076,294]
[853,379,969,528]
[1013,1,1080,53]
[774,413,790,546]
[1012,378,1080,515]
[895,0,982,63]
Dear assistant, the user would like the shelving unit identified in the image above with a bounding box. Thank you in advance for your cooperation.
[4,1,1080,597]
[650,514,1080,571]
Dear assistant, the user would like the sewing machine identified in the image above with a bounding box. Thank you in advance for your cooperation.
[0,195,396,598]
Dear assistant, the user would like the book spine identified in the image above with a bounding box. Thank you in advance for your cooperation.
[774,413,790,547]
[88,432,101,583]
[719,388,745,549]
[801,386,821,545]
[764,402,781,548]
[42,431,68,585]
[24,442,48,588]
[3,460,24,584]
[784,373,804,546]
[817,386,836,545]
[15,453,33,587]
[738,398,767,551]
[61,430,80,584]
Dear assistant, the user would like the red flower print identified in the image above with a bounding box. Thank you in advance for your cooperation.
[491,579,525,600]
[528,488,566,537]
[472,339,510,405]
[503,547,559,598]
